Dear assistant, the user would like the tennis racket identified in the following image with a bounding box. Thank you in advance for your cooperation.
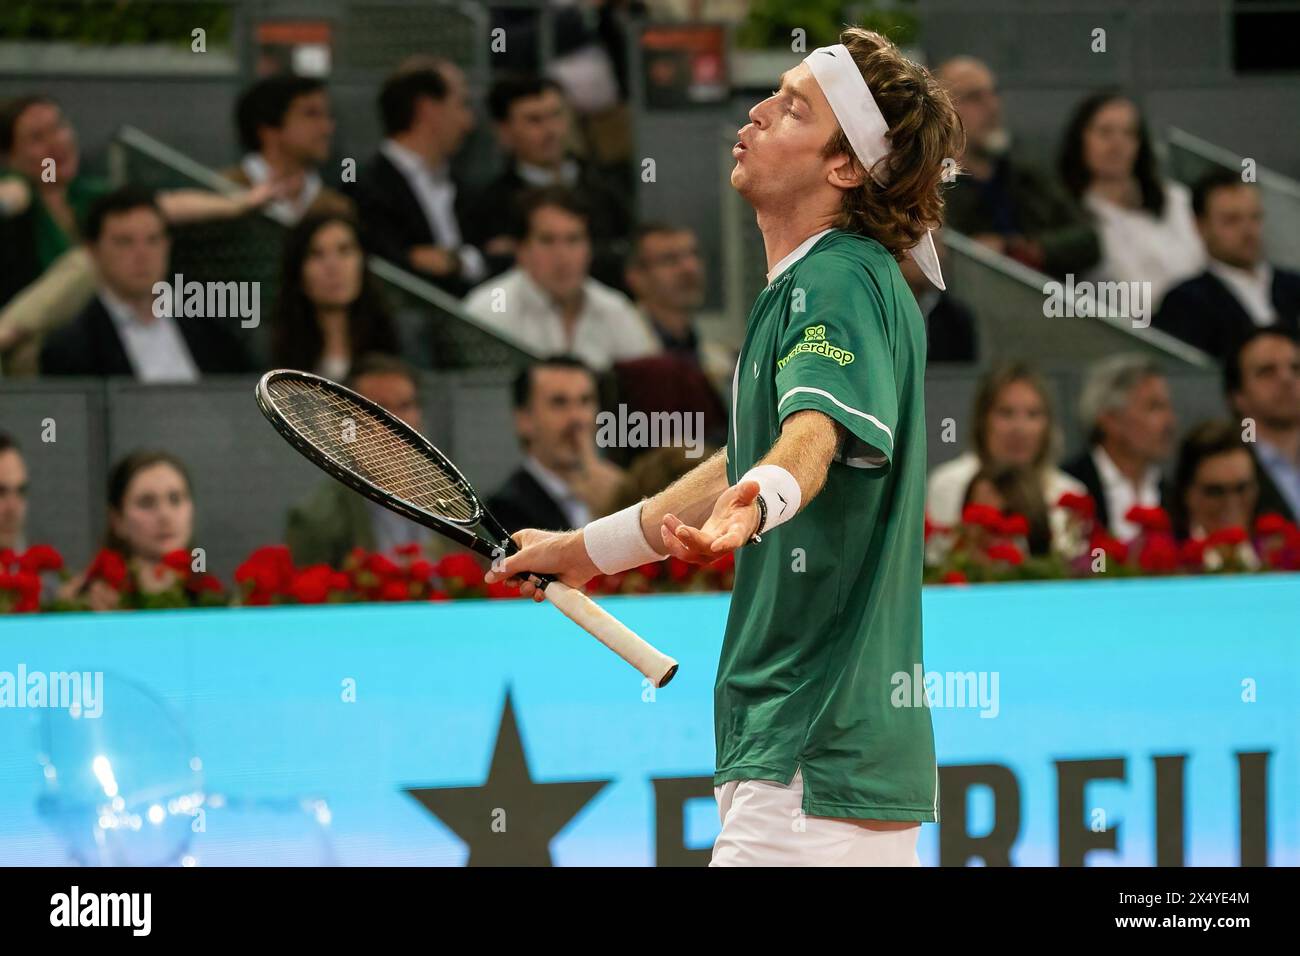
[255,369,678,687]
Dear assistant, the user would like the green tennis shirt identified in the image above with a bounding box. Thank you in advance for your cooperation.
[716,228,937,823]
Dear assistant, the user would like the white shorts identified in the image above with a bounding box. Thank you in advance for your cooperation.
[710,769,921,867]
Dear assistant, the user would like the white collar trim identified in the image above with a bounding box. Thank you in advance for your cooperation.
[766,227,836,285]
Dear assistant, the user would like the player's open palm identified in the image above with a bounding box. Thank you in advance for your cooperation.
[662,480,760,565]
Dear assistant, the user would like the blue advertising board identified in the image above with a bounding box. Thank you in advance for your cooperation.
[0,576,1295,866]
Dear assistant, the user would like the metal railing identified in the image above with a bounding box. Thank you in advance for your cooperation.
[108,124,538,370]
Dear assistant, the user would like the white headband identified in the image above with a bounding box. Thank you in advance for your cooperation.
[804,43,945,290]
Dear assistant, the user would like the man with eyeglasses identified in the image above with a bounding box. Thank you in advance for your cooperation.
[1171,421,1260,545]
[935,57,1099,278]
[1224,329,1300,522]
[624,223,735,398]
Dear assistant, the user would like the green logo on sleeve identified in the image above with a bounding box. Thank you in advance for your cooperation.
[777,324,855,369]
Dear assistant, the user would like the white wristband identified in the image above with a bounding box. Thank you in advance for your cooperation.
[740,464,802,535]
[583,501,665,574]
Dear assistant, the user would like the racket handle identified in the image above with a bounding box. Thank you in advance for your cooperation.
[542,582,679,688]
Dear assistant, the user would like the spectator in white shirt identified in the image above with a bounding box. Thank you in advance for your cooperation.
[348,67,485,296]
[928,361,1086,531]
[463,187,657,371]
[1154,169,1300,358]
[1059,91,1203,307]
[1062,355,1177,539]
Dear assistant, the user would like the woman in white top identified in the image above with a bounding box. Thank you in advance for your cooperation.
[928,361,1086,535]
[1059,91,1203,306]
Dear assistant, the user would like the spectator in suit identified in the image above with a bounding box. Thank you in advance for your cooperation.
[1154,169,1300,357]
[898,229,978,362]
[347,67,484,296]
[487,356,624,534]
[1223,329,1300,522]
[927,360,1086,527]
[226,74,353,226]
[59,450,198,611]
[463,187,657,371]
[1062,355,1177,539]
[270,211,399,380]
[1060,90,1204,306]
[935,58,1099,279]
[624,222,734,397]
[0,94,288,370]
[0,432,28,552]
[462,75,631,288]
[285,354,457,567]
[40,187,252,380]
[1169,420,1260,541]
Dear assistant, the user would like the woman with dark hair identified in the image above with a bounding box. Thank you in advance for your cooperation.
[1169,420,1259,541]
[927,360,1086,533]
[1059,90,1202,303]
[962,463,1053,556]
[271,211,400,379]
[59,450,197,610]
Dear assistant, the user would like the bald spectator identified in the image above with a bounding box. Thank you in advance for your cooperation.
[0,433,28,552]
[1224,329,1300,522]
[1154,169,1300,358]
[463,187,656,372]
[347,67,485,296]
[935,57,1099,278]
[225,74,352,226]
[1062,355,1176,539]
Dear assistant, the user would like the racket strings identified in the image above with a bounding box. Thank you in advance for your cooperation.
[268,378,477,522]
[279,385,463,509]
[284,388,472,518]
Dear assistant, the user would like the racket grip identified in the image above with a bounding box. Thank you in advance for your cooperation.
[542,582,679,688]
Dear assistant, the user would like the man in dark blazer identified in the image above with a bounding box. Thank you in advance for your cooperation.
[487,356,624,535]
[1223,329,1300,523]
[1062,355,1177,537]
[461,75,632,290]
[345,66,485,298]
[40,186,250,379]
[1154,169,1300,359]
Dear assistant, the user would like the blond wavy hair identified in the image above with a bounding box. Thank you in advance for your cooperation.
[821,28,964,260]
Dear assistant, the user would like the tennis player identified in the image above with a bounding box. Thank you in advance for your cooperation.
[486,27,962,866]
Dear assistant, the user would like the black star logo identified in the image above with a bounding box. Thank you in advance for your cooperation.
[404,689,611,866]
